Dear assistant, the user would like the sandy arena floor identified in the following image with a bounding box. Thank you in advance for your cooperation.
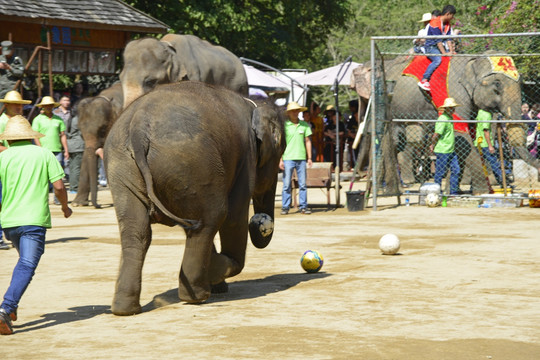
[0,181,539,359]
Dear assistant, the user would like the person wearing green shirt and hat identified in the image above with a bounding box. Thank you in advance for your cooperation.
[0,115,72,335]
[474,109,503,186]
[280,102,313,215]
[0,90,31,250]
[429,97,461,195]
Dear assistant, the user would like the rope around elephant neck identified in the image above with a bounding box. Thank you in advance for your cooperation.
[243,98,257,108]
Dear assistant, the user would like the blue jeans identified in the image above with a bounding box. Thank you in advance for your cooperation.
[1,226,47,314]
[422,45,442,81]
[282,160,308,210]
[434,152,461,194]
[481,147,503,184]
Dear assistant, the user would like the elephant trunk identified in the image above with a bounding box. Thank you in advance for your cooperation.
[73,146,99,207]
[122,82,144,109]
[249,180,278,249]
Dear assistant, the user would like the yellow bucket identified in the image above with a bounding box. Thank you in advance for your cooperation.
[494,187,513,194]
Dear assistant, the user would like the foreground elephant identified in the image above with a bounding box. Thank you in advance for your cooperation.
[105,82,285,315]
[120,34,248,108]
[73,83,123,208]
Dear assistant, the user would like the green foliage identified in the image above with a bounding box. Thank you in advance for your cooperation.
[123,0,349,70]
[35,74,73,92]
[121,0,538,106]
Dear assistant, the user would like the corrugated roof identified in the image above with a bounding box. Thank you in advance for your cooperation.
[0,0,169,33]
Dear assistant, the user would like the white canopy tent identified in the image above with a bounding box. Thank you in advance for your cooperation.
[294,61,362,86]
[243,64,290,89]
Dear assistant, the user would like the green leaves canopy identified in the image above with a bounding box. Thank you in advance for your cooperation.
[123,0,349,70]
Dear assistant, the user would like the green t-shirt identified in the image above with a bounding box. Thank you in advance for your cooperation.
[32,113,66,152]
[282,120,312,160]
[474,109,492,148]
[0,141,65,228]
[434,112,455,154]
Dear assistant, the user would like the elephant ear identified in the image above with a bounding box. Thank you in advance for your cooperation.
[161,41,186,82]
[462,56,493,98]
[251,105,285,165]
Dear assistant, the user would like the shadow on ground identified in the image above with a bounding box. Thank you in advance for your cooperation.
[142,272,331,312]
[13,305,111,334]
[47,237,89,244]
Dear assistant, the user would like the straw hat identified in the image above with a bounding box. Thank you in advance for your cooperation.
[325,105,336,112]
[0,90,31,104]
[438,97,461,110]
[0,115,45,141]
[36,96,60,108]
[286,101,307,112]
[418,13,431,23]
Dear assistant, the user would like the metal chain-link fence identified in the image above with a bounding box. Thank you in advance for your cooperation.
[362,33,540,209]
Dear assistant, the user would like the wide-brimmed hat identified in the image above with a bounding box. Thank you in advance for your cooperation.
[0,90,31,104]
[1,40,12,55]
[0,115,45,141]
[286,101,307,112]
[438,97,461,110]
[325,105,336,113]
[36,96,60,107]
[418,13,431,22]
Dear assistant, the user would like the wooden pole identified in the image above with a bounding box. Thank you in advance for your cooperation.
[497,123,507,196]
[38,48,43,100]
[47,30,53,96]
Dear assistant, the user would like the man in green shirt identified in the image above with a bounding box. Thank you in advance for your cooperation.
[474,109,503,185]
[280,102,313,215]
[32,96,69,162]
[429,98,461,195]
[0,115,72,335]
[0,90,31,250]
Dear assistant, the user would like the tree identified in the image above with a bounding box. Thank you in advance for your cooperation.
[122,0,349,70]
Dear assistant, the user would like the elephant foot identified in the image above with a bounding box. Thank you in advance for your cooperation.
[111,295,142,316]
[211,281,229,294]
[72,201,89,207]
[178,278,210,304]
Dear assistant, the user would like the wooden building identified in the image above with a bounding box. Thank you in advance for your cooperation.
[0,0,169,76]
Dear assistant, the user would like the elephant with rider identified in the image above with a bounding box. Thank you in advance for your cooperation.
[353,52,531,193]
[104,81,285,315]
[120,34,248,109]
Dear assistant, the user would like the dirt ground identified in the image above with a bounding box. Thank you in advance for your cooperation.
[1,181,539,359]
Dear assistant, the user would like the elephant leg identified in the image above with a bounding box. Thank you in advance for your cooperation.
[90,155,100,208]
[399,143,416,184]
[111,192,152,316]
[73,148,92,206]
[211,219,247,284]
[209,188,251,286]
[178,226,220,304]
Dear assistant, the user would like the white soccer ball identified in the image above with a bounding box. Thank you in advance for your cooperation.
[425,192,441,207]
[250,213,274,237]
[379,233,401,255]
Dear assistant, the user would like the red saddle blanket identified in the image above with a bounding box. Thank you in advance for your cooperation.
[402,56,467,132]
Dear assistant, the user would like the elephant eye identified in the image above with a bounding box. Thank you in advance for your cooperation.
[143,78,158,90]
[493,80,502,95]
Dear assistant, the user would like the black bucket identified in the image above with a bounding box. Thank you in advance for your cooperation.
[346,190,365,212]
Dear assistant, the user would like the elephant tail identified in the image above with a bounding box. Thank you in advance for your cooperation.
[130,129,201,230]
